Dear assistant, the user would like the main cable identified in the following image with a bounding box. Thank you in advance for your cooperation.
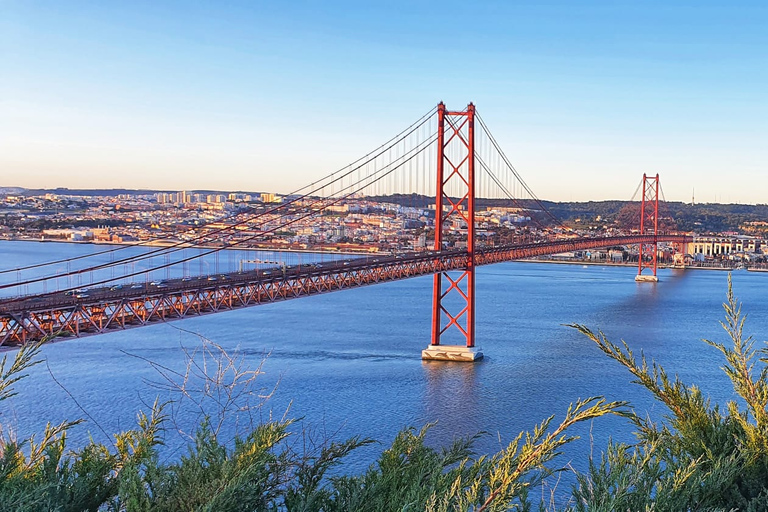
[0,106,437,277]
[475,155,563,232]
[0,109,437,290]
[475,112,567,229]
[0,133,438,301]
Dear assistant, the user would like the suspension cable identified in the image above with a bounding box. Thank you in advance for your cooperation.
[0,106,438,276]
[475,112,567,229]
[476,155,565,232]
[475,112,564,226]
[0,110,437,290]
[0,133,438,301]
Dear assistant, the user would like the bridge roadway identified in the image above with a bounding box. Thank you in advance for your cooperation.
[0,234,691,346]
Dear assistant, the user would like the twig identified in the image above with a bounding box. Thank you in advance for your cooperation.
[45,359,114,448]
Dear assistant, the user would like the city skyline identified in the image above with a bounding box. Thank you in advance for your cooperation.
[2,1,767,204]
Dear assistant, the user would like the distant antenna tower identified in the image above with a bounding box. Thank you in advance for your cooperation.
[691,188,695,206]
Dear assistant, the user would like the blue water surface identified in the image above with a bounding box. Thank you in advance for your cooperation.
[2,240,767,481]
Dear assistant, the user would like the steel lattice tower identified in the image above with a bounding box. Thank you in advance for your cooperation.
[636,173,660,282]
[422,102,483,361]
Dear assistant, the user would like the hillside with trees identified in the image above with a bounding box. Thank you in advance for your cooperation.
[372,194,768,234]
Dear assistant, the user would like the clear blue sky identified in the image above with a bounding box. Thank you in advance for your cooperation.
[2,0,766,203]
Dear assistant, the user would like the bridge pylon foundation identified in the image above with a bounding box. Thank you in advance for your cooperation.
[422,345,483,362]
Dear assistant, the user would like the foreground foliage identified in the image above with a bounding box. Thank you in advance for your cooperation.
[2,275,768,510]
[568,275,768,511]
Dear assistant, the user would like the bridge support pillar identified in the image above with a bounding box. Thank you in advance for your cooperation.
[422,345,483,362]
[636,173,660,283]
[423,102,483,362]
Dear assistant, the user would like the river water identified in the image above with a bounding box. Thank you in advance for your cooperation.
[2,240,767,478]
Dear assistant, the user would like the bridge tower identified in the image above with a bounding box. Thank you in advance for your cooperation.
[635,173,660,282]
[422,102,483,361]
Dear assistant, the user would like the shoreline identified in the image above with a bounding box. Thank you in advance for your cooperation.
[0,237,374,257]
[0,238,750,272]
[519,258,740,271]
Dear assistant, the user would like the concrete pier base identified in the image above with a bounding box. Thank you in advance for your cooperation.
[421,345,484,362]
[635,275,659,282]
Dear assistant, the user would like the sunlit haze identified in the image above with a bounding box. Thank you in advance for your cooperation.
[2,0,766,203]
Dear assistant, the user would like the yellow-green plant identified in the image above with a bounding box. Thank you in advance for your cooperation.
[569,274,768,510]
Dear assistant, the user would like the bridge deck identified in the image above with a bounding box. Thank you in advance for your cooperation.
[0,235,690,346]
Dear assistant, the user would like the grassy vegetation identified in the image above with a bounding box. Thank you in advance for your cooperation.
[2,275,768,510]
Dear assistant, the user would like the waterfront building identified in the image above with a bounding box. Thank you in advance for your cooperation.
[691,235,767,258]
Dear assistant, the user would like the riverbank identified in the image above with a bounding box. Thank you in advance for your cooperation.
[521,257,740,272]
[0,236,374,257]
[1,237,753,271]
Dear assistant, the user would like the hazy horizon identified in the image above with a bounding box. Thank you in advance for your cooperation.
[3,184,766,207]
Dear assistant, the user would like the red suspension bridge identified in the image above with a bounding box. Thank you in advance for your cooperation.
[0,103,691,358]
